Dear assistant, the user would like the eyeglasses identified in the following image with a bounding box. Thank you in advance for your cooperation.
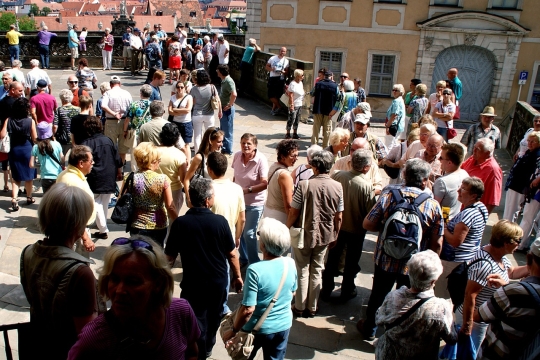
[68,81,78,84]
[176,86,185,89]
[510,238,522,245]
[111,237,155,252]
[443,93,452,96]
[392,89,399,92]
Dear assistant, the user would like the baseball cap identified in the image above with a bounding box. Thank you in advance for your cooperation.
[357,102,372,118]
[354,113,370,125]
[110,75,121,81]
[324,71,333,77]
[530,238,540,258]
[37,122,53,140]
[37,79,48,88]
[133,27,140,32]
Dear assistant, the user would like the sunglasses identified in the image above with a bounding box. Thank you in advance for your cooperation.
[176,86,185,89]
[340,75,348,78]
[68,81,78,84]
[392,89,399,92]
[511,238,522,245]
[211,127,221,134]
[111,237,154,252]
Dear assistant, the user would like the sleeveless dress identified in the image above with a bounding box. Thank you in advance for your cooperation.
[8,117,36,181]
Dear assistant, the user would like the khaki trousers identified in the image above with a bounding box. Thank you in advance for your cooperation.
[311,114,331,148]
[293,244,328,312]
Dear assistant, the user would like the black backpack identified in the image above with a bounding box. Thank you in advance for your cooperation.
[447,258,493,311]
[380,190,431,260]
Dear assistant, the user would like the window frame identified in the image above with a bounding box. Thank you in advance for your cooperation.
[365,50,400,97]
[488,0,521,9]
[314,47,348,81]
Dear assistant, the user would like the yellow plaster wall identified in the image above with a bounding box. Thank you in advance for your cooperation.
[321,5,348,24]
[375,9,402,27]
[269,4,294,21]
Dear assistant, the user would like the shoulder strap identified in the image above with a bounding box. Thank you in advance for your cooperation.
[78,87,83,97]
[413,192,431,207]
[252,259,289,333]
[122,172,134,196]
[390,189,403,203]
[386,297,433,331]
[176,95,188,109]
[521,281,540,308]
[466,257,494,272]
[44,146,62,167]
[196,153,205,177]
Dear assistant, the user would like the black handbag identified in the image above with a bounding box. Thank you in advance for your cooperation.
[111,172,135,232]
[383,143,403,179]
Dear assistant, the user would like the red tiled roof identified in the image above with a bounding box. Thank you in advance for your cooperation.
[33,14,176,32]
[61,2,84,11]
[148,0,204,26]
[205,7,217,18]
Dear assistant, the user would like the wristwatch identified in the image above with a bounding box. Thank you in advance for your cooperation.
[248,187,253,193]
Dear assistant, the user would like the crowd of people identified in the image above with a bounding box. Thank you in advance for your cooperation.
[1,27,540,360]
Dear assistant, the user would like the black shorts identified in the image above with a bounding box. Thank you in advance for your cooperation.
[267,76,285,99]
[1,159,8,171]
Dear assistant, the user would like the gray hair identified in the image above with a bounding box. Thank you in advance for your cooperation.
[476,138,495,156]
[403,158,431,188]
[306,144,322,162]
[30,59,40,67]
[98,236,174,308]
[420,123,436,135]
[393,83,405,96]
[12,60,21,68]
[351,149,372,172]
[149,100,165,117]
[100,81,111,93]
[38,183,94,244]
[189,178,214,208]
[528,131,540,144]
[2,72,12,79]
[310,150,334,174]
[59,89,74,104]
[407,250,443,291]
[329,128,350,147]
[462,176,484,201]
[293,69,304,78]
[140,84,153,98]
[258,217,290,256]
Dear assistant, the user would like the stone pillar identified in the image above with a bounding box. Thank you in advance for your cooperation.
[246,0,262,46]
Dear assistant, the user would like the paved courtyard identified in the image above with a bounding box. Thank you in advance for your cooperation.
[0,68,523,359]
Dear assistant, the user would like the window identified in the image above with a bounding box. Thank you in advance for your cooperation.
[530,63,540,110]
[319,51,343,75]
[491,0,518,8]
[433,0,459,5]
[369,55,395,96]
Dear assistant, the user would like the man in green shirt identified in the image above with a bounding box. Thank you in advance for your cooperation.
[217,64,237,155]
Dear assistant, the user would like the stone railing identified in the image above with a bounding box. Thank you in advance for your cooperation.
[507,101,540,154]
[0,31,246,69]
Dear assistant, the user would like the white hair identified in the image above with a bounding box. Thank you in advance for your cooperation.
[12,60,21,68]
[477,138,495,156]
[306,144,322,161]
[393,83,405,96]
[420,123,436,135]
[407,250,443,291]
[100,81,111,93]
[30,59,40,67]
[59,89,74,104]
[258,217,290,257]
[329,128,350,147]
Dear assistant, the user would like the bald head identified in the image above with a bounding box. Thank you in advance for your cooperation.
[447,68,458,80]
[426,133,444,157]
[352,137,368,152]
[9,81,24,98]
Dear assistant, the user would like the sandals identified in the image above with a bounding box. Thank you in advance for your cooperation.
[3,186,8,192]
[11,198,19,211]
[291,305,303,317]
[26,197,35,205]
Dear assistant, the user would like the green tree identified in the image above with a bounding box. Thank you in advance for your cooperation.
[29,4,40,16]
[0,12,17,31]
[18,17,36,31]
[41,7,51,16]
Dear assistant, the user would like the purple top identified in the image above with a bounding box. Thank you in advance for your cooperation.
[68,298,200,359]
[37,30,57,45]
[232,149,269,206]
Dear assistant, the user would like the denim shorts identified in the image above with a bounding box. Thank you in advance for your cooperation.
[174,121,193,144]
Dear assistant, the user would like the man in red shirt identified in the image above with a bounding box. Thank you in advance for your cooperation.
[30,79,56,124]
[461,138,502,214]
[67,75,89,107]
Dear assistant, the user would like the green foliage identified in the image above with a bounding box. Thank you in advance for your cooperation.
[0,13,36,31]
[0,12,17,31]
[29,4,39,16]
[41,7,51,15]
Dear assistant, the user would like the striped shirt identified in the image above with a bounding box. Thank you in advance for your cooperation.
[457,247,512,314]
[448,202,488,262]
[68,298,201,359]
[477,277,540,360]
[367,186,443,275]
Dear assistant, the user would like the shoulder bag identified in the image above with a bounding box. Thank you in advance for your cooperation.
[211,85,220,111]
[111,172,135,232]
[385,296,433,331]
[0,119,10,153]
[44,146,65,170]
[220,260,289,360]
[289,180,308,250]
[383,142,403,179]
[167,95,187,122]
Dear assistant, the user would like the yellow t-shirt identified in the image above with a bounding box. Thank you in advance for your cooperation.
[156,146,186,191]
[6,30,23,45]
[57,165,96,224]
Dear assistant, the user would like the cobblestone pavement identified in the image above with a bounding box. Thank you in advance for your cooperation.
[0,69,522,359]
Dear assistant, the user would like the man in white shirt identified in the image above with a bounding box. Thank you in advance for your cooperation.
[216,34,229,65]
[101,75,133,163]
[130,28,143,76]
[25,59,52,97]
[265,47,289,115]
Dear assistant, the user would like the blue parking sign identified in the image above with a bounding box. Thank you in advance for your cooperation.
[520,71,528,81]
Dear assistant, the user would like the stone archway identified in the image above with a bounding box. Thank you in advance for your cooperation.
[416,11,529,118]
[431,45,496,121]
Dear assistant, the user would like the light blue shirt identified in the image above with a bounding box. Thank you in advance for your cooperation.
[68,29,78,48]
[242,257,297,334]
[31,141,62,179]
[387,97,406,133]
[0,86,8,101]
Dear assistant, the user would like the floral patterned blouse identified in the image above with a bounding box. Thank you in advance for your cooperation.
[128,170,170,230]
[127,99,151,135]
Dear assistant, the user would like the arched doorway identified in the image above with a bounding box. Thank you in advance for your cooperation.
[430,45,496,121]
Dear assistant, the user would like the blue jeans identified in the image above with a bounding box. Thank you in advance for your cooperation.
[9,45,19,66]
[249,328,290,360]
[437,126,449,141]
[239,205,263,265]
[38,44,50,68]
[220,106,235,154]
[287,106,301,131]
[222,261,231,315]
